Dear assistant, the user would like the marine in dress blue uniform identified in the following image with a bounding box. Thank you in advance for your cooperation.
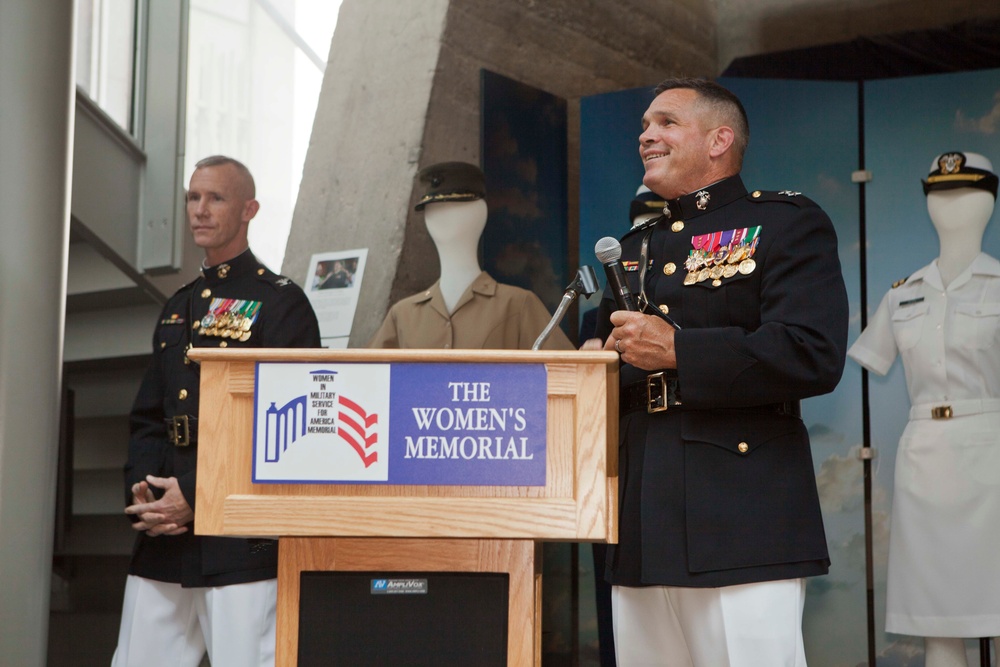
[126,248,320,586]
[597,176,846,587]
[595,78,848,667]
[112,156,320,667]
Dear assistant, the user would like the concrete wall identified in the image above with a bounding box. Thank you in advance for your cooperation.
[393,0,716,310]
[716,0,1000,71]
[281,0,453,346]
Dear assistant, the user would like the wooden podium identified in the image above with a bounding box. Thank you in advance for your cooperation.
[190,348,618,666]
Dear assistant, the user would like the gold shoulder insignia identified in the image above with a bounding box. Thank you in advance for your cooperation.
[891,277,908,289]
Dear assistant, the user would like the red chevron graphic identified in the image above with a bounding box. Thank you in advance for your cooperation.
[339,413,379,448]
[338,428,378,468]
[338,395,378,428]
[337,395,379,467]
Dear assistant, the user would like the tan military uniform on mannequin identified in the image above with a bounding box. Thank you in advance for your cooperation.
[848,151,1000,667]
[369,161,572,351]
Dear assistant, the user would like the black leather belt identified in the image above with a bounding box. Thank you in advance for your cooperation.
[619,374,800,418]
[620,372,681,416]
[166,415,198,447]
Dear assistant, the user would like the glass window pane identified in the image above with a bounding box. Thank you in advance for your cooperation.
[184,0,341,272]
[75,0,136,132]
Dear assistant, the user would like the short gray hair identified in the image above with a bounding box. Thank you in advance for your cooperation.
[193,155,256,198]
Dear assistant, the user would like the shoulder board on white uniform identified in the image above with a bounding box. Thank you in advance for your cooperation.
[747,189,817,207]
[891,276,909,289]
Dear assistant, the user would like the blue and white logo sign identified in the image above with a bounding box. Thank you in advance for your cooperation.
[252,362,547,485]
[253,363,390,482]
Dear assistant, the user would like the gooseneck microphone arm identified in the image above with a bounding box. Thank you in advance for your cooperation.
[531,266,600,351]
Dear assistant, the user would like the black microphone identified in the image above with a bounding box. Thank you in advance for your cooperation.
[594,237,637,312]
[594,236,681,330]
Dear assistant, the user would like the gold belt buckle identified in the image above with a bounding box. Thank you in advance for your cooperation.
[168,415,191,446]
[646,371,668,414]
[931,406,952,420]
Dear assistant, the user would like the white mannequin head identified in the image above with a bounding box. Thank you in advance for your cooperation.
[413,161,489,312]
[922,151,998,286]
[424,199,487,248]
[927,188,994,238]
[424,199,488,313]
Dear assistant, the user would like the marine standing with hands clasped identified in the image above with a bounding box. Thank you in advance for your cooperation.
[589,78,848,666]
[111,156,321,667]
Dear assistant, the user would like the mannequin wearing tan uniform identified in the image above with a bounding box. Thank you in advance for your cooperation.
[369,161,571,351]
[848,152,1000,667]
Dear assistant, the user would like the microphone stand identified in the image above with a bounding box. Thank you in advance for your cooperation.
[532,266,600,351]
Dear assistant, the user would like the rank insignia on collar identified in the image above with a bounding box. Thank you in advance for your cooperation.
[276,277,292,286]
[695,190,711,210]
[778,190,801,197]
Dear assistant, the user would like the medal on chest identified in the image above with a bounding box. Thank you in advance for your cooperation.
[198,298,262,342]
[683,226,761,287]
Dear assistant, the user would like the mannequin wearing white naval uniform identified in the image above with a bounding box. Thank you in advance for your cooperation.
[848,152,1000,667]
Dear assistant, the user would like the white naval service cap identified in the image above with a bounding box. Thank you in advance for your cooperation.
[923,151,998,199]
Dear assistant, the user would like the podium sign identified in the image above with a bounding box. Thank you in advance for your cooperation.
[190,348,618,666]
[252,362,548,485]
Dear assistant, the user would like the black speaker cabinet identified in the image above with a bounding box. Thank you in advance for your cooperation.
[298,571,509,666]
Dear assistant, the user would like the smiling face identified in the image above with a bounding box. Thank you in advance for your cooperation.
[186,163,259,265]
[639,88,737,200]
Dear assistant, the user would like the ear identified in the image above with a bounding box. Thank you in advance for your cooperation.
[242,198,260,223]
[708,125,735,159]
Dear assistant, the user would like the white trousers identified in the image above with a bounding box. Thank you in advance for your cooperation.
[110,575,277,667]
[612,579,808,667]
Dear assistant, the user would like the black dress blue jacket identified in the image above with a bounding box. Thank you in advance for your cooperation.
[125,249,321,587]
[595,174,849,587]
